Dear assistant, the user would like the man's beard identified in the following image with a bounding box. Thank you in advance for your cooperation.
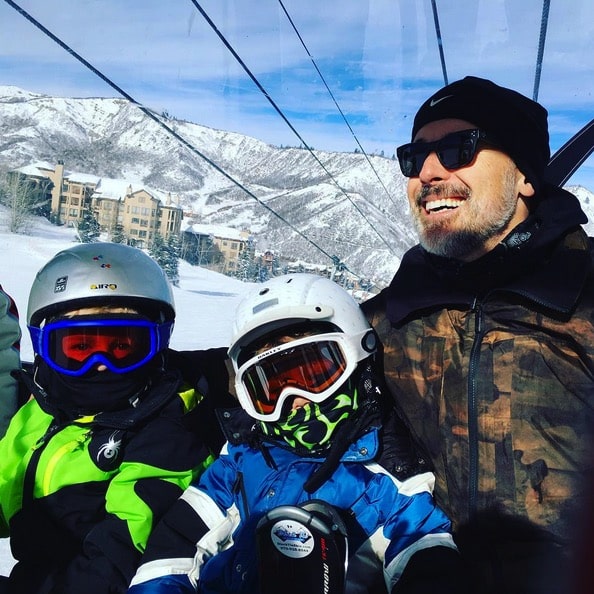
[412,171,519,260]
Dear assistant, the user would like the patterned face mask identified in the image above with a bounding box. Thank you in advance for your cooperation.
[261,387,358,454]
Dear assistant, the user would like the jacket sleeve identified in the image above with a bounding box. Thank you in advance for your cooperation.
[0,285,20,438]
[128,575,195,594]
[129,452,240,593]
[55,414,213,594]
[380,472,460,593]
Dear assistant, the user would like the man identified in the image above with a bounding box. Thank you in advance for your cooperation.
[362,76,594,594]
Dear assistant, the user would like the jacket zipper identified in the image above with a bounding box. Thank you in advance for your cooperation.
[23,424,90,502]
[22,423,59,506]
[41,432,90,497]
[467,300,485,517]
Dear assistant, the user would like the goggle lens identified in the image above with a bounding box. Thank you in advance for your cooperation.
[240,339,348,418]
[29,318,173,376]
[396,129,487,177]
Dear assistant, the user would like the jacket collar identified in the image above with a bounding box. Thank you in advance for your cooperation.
[385,185,592,325]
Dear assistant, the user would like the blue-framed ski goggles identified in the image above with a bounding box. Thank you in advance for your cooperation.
[28,318,173,376]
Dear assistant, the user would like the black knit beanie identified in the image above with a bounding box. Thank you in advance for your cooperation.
[412,76,550,189]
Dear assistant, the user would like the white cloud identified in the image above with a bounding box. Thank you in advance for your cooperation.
[0,0,593,187]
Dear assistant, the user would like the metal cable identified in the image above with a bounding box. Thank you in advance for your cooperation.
[277,0,397,208]
[189,0,397,256]
[430,0,448,86]
[3,0,345,269]
[533,0,551,101]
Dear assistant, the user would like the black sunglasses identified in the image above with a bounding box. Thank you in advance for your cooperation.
[396,129,488,177]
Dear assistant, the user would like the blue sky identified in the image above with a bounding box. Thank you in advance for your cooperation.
[1,0,593,189]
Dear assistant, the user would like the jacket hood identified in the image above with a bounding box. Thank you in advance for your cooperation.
[385,185,592,325]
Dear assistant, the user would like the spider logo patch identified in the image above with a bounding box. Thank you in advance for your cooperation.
[96,431,122,463]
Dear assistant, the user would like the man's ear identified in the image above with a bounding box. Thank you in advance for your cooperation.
[518,174,536,199]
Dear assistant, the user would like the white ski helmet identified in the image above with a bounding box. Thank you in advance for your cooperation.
[27,242,175,326]
[228,273,377,422]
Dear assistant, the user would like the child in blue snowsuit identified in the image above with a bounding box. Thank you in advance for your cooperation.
[129,274,466,594]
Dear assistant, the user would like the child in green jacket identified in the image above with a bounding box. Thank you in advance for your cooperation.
[0,243,224,594]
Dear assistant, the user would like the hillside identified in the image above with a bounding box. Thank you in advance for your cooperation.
[1,85,593,288]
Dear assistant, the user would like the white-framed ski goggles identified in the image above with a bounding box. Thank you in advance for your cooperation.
[234,331,376,422]
[29,317,173,377]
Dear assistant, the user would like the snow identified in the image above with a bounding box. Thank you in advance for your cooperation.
[0,207,256,573]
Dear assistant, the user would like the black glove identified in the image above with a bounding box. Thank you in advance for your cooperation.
[391,546,471,594]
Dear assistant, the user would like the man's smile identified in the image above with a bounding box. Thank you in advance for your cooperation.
[423,196,466,213]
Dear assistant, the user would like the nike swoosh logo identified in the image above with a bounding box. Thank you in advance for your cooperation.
[430,95,453,107]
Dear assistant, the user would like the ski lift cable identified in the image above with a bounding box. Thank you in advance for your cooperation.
[3,0,348,271]
[430,0,448,86]
[277,0,397,208]
[532,0,551,102]
[189,0,398,257]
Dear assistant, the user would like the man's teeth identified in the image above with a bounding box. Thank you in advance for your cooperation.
[425,198,462,212]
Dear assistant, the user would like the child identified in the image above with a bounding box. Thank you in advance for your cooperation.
[129,273,465,593]
[0,243,224,594]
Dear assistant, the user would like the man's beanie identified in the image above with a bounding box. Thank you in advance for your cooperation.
[412,76,550,188]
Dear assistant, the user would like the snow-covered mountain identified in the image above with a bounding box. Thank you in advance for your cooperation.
[1,85,593,288]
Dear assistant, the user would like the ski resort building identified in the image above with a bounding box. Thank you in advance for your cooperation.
[14,161,183,249]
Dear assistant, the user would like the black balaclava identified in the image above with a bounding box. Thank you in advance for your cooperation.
[33,353,163,419]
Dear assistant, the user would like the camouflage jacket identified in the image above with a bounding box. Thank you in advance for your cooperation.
[362,187,594,544]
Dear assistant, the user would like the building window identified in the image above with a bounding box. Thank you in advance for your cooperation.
[231,242,238,250]
[68,208,78,217]
[71,198,79,206]
[140,219,148,227]
[138,230,147,238]
[131,217,140,224]
[141,207,150,216]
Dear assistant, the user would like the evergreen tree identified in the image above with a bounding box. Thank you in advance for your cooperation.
[150,232,180,286]
[165,233,181,286]
[235,237,257,281]
[110,224,127,244]
[76,209,101,243]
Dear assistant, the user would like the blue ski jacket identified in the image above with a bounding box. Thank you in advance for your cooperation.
[128,411,457,594]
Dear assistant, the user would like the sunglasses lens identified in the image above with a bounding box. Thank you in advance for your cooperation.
[437,133,478,169]
[397,145,424,177]
[240,340,348,417]
[397,129,482,177]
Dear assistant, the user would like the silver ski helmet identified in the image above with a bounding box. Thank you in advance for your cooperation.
[229,273,377,423]
[27,242,175,326]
